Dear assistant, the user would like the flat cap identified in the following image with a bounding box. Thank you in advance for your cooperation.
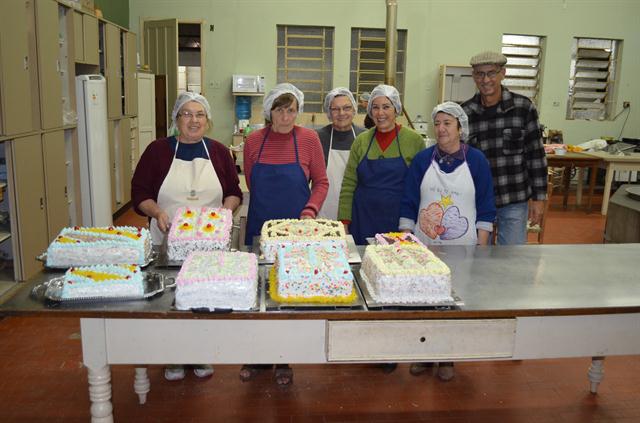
[470,51,507,66]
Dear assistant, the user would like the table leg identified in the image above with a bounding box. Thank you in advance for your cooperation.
[601,165,614,215]
[587,164,598,213]
[562,165,572,209]
[88,365,114,422]
[588,356,605,394]
[576,168,584,206]
[134,367,150,404]
[81,319,114,422]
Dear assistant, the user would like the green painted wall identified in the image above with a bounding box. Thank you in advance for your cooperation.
[129,0,640,146]
[95,0,128,28]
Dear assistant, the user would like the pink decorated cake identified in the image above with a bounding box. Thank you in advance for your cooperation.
[175,251,258,310]
[375,232,425,246]
[167,207,232,261]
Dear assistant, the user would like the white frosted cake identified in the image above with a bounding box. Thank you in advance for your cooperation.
[60,264,144,299]
[167,207,233,261]
[360,244,452,303]
[269,243,355,303]
[46,226,151,267]
[175,251,258,310]
[260,218,347,261]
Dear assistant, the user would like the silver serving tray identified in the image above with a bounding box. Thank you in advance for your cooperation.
[626,185,640,201]
[31,272,175,303]
[254,234,361,265]
[36,250,158,269]
[357,269,463,310]
[261,265,366,311]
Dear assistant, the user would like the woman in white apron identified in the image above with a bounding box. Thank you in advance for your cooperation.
[131,92,242,381]
[399,101,496,380]
[316,88,364,220]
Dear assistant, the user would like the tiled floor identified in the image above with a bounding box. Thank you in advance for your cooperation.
[2,190,638,422]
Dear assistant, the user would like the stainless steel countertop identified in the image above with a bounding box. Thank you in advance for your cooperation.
[2,244,639,317]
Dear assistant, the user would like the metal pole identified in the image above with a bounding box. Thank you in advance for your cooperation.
[384,0,398,86]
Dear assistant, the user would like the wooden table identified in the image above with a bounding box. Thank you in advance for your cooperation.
[546,152,602,213]
[2,244,640,423]
[605,184,640,243]
[582,151,640,215]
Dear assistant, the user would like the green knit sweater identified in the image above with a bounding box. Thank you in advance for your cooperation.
[337,126,425,221]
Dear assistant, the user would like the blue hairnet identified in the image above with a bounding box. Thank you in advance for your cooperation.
[169,92,212,136]
[263,83,304,121]
[367,84,402,117]
[431,101,469,141]
[323,87,357,120]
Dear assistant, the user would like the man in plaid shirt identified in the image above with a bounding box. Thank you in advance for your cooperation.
[462,51,547,245]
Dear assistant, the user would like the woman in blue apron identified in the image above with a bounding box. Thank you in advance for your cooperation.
[242,83,328,386]
[399,101,496,380]
[337,84,425,245]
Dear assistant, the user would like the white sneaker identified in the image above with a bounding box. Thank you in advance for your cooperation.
[193,364,214,378]
[437,362,455,381]
[164,365,186,381]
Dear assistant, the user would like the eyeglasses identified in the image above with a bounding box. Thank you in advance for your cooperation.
[179,111,207,120]
[472,70,501,80]
[330,105,354,114]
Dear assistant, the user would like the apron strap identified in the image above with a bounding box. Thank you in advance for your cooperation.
[257,127,300,164]
[366,126,404,162]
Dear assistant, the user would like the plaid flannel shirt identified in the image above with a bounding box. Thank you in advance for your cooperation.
[462,87,547,208]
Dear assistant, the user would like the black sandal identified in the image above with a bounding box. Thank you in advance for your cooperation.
[274,365,293,386]
[239,364,272,382]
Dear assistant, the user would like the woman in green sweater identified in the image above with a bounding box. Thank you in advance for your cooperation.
[337,84,425,245]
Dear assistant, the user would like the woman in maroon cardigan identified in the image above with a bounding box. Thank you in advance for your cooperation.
[131,92,242,382]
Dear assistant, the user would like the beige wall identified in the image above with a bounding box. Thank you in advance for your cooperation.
[130,0,640,146]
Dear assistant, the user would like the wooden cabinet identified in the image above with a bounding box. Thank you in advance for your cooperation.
[0,0,38,136]
[119,117,132,205]
[42,130,69,238]
[105,23,123,119]
[136,72,156,159]
[124,32,138,116]
[73,11,99,65]
[35,0,63,129]
[107,121,118,213]
[10,135,49,280]
[438,64,476,103]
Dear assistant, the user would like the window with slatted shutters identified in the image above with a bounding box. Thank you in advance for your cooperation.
[277,25,334,113]
[566,37,621,120]
[501,34,545,107]
[349,28,407,112]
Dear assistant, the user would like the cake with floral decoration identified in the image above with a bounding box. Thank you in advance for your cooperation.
[167,207,232,261]
[360,244,452,304]
[260,218,347,261]
[269,243,355,303]
[375,232,425,246]
[60,264,144,299]
[175,251,258,310]
[46,226,151,267]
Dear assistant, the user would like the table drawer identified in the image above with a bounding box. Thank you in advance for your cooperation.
[327,319,516,361]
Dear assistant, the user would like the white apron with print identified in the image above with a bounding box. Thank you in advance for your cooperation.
[317,127,355,220]
[415,154,477,246]
[151,140,223,245]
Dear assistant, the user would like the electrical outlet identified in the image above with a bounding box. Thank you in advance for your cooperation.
[623,101,631,108]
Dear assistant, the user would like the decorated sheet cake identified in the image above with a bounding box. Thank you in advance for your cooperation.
[375,232,425,246]
[60,264,144,299]
[175,251,258,310]
[260,218,347,261]
[46,226,151,267]
[360,244,451,304]
[168,207,232,261]
[269,243,355,303]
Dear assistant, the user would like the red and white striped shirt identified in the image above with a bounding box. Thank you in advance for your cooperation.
[243,125,328,217]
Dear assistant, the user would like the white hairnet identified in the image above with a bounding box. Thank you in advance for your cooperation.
[323,87,357,120]
[431,101,469,141]
[367,84,402,117]
[262,83,304,121]
[169,92,212,136]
